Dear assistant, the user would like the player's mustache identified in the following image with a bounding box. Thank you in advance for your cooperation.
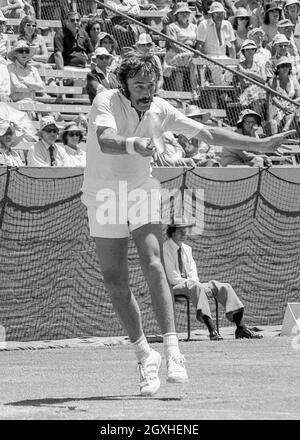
[138,97,152,104]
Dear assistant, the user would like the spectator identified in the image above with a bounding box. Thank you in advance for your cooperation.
[219,108,272,167]
[284,0,300,26]
[196,2,236,85]
[0,0,24,18]
[0,55,10,100]
[86,47,119,104]
[164,4,198,93]
[85,19,103,50]
[235,39,266,113]
[7,40,45,102]
[230,7,251,55]
[0,10,10,58]
[18,15,49,66]
[153,130,197,167]
[0,119,24,166]
[278,19,299,59]
[177,104,221,167]
[27,116,66,167]
[265,33,297,79]
[135,33,164,90]
[61,122,86,167]
[52,11,93,71]
[261,2,282,44]
[248,27,271,68]
[103,0,140,49]
[96,31,120,73]
[163,217,263,340]
[269,56,300,133]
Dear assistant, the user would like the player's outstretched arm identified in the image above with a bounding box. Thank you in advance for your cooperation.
[197,126,295,154]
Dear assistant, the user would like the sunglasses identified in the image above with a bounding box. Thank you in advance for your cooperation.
[16,49,30,54]
[26,23,36,28]
[70,18,80,23]
[238,17,249,20]
[97,55,111,60]
[139,43,152,47]
[44,128,58,134]
[278,64,291,68]
[67,131,81,137]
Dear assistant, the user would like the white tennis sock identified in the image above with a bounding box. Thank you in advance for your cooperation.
[163,332,181,359]
[132,334,151,363]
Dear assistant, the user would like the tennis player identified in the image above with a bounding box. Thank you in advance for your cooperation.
[82,52,291,397]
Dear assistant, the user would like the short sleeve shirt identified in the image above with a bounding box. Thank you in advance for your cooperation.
[82,89,204,195]
[196,18,236,57]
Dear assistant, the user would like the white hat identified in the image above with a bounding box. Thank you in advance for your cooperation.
[241,39,258,51]
[273,33,290,45]
[285,0,300,8]
[174,5,193,15]
[136,33,153,45]
[93,47,113,58]
[208,2,226,14]
[37,116,61,135]
[8,40,36,62]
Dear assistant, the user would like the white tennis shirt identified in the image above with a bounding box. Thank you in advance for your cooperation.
[82,89,204,196]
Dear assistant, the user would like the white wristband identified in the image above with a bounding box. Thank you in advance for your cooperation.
[126,137,138,155]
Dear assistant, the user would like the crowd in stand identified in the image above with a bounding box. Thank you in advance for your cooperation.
[0,0,300,167]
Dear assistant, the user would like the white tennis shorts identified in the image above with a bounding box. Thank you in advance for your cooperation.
[82,177,161,238]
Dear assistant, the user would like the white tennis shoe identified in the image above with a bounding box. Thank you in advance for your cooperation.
[137,349,161,396]
[166,354,188,383]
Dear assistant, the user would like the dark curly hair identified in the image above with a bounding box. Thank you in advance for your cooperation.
[166,226,178,238]
[117,52,161,98]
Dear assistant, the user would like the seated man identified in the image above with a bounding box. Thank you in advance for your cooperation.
[219,109,272,167]
[163,217,263,340]
[53,10,93,71]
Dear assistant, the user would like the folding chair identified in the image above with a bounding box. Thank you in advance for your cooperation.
[174,294,219,341]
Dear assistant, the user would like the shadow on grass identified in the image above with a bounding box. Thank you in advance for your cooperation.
[6,395,182,407]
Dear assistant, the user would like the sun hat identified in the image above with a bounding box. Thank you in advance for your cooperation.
[284,0,300,8]
[37,116,61,136]
[276,55,292,67]
[240,39,258,51]
[264,2,282,14]
[232,7,251,18]
[168,216,196,228]
[174,4,193,15]
[0,11,7,22]
[136,33,153,45]
[185,104,211,123]
[62,122,84,133]
[8,40,36,62]
[93,47,113,58]
[272,33,290,45]
[208,2,226,14]
[247,27,265,39]
[278,18,295,28]
[236,109,262,128]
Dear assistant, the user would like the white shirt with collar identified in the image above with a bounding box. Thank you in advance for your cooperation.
[0,147,23,166]
[83,89,204,196]
[196,17,236,57]
[163,238,199,287]
[62,144,86,167]
[27,139,67,167]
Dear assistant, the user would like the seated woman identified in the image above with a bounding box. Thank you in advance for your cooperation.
[261,2,283,45]
[86,47,119,104]
[7,40,45,102]
[61,122,86,167]
[268,56,300,133]
[230,7,251,55]
[0,11,10,59]
[17,15,49,67]
[85,19,103,51]
[235,39,267,115]
[164,4,198,93]
[0,119,24,166]
[96,31,120,73]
